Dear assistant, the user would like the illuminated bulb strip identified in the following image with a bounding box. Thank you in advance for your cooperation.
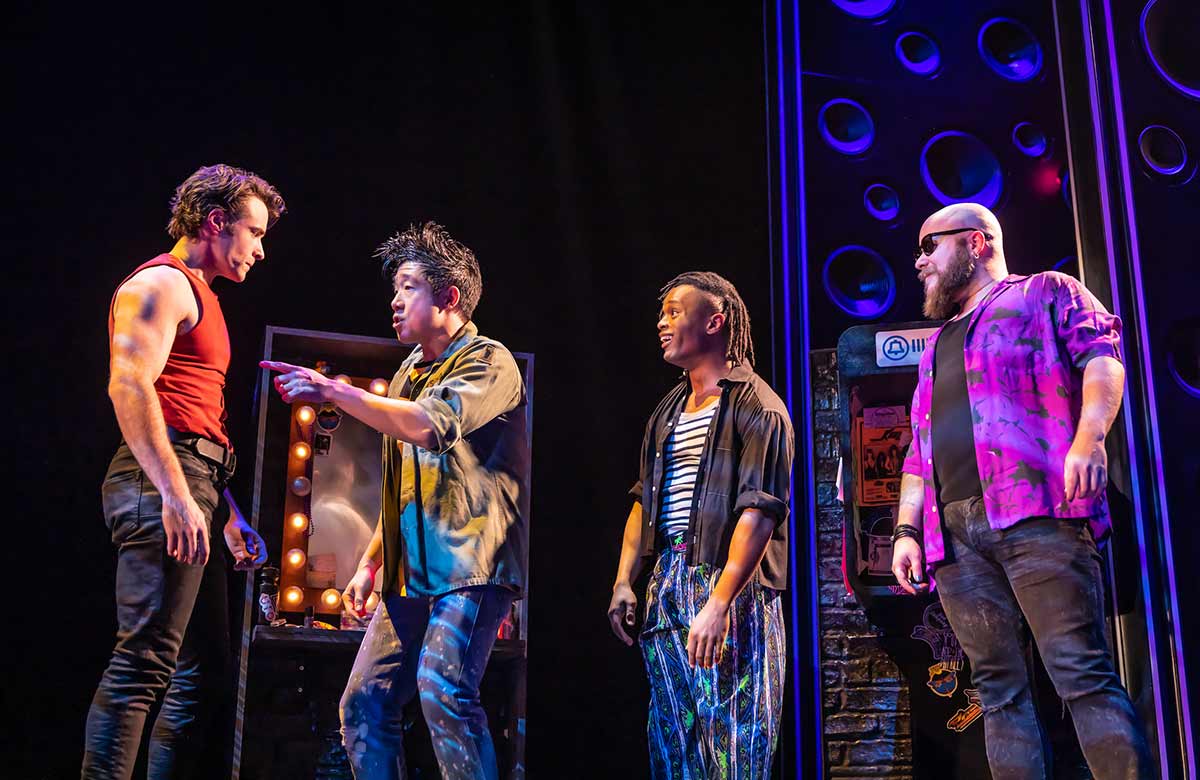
[283,586,304,606]
[286,548,306,568]
[289,513,309,531]
[296,405,316,424]
[369,379,389,395]
[365,592,380,611]
[333,374,352,385]
[292,442,311,460]
[321,588,342,609]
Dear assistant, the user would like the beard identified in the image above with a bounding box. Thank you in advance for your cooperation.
[922,240,976,320]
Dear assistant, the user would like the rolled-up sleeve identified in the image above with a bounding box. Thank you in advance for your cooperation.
[416,342,523,455]
[1049,272,1122,369]
[733,408,794,526]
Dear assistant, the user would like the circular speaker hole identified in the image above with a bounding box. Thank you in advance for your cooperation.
[863,184,900,221]
[818,99,875,155]
[1138,125,1188,175]
[978,18,1044,81]
[920,131,1004,207]
[895,32,941,75]
[1012,122,1049,157]
[831,0,896,20]
[1166,319,1200,398]
[822,245,896,318]
[1141,0,1200,100]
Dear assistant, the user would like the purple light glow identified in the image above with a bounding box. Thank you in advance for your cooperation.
[919,131,1004,208]
[894,32,940,76]
[1101,0,1195,770]
[978,17,1044,82]
[863,183,900,221]
[1012,121,1049,157]
[1140,0,1200,101]
[830,0,895,20]
[818,99,875,156]
[1137,125,1188,176]
[822,245,896,318]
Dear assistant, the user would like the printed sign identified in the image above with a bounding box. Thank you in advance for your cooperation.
[875,327,939,368]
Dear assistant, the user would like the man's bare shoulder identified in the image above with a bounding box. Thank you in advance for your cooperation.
[113,264,198,325]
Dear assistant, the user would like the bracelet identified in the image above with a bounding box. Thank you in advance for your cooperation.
[891,524,923,545]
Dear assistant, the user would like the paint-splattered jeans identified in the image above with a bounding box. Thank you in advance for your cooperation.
[83,443,232,780]
[340,586,514,780]
[640,543,785,780]
[934,496,1154,780]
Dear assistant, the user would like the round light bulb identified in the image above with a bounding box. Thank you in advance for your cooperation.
[286,548,306,568]
[369,379,389,395]
[283,586,304,605]
[292,442,311,460]
[321,588,342,609]
[365,592,380,611]
[333,374,352,385]
[290,476,311,496]
[289,513,308,531]
[296,405,316,424]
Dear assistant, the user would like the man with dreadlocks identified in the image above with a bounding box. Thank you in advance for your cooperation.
[607,271,793,778]
[262,222,528,780]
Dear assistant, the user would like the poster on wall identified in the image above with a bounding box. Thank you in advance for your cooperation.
[854,405,912,506]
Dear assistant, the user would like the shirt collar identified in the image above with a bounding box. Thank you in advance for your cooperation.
[677,361,754,388]
[406,321,478,367]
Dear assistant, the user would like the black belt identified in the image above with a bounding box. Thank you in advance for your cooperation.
[166,426,237,476]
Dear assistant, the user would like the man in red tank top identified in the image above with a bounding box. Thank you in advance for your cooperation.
[83,164,285,779]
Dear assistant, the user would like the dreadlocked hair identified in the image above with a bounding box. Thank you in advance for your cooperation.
[373,221,482,320]
[659,271,755,367]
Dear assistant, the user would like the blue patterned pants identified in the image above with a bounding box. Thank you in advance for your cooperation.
[339,586,514,780]
[640,545,786,779]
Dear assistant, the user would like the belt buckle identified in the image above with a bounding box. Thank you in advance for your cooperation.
[192,437,234,476]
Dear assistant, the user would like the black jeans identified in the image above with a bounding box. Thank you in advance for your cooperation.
[934,496,1154,780]
[82,443,231,780]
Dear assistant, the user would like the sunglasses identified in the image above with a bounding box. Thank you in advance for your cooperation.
[913,227,993,260]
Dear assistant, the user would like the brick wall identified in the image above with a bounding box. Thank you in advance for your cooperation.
[812,349,913,779]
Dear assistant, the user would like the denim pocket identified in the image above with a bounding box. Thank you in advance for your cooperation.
[101,471,144,540]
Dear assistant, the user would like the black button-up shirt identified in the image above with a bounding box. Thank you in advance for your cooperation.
[630,363,794,591]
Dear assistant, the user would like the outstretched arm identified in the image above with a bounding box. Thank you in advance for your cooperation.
[260,361,437,448]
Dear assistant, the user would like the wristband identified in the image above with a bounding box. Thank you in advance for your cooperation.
[891,524,923,545]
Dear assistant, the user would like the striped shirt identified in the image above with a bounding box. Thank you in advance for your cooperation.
[658,402,718,538]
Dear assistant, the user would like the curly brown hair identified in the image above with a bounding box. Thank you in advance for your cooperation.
[374,222,483,320]
[166,164,286,239]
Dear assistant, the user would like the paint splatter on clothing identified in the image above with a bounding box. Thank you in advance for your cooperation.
[902,272,1122,570]
[641,541,785,779]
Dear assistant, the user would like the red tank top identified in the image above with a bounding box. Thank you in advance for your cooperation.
[109,254,232,448]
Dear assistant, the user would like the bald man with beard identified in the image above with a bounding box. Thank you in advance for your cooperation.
[891,204,1154,779]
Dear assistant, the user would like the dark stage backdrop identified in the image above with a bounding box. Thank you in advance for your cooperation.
[6,4,776,776]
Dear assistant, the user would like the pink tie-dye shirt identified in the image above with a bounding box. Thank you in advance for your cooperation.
[902,272,1123,570]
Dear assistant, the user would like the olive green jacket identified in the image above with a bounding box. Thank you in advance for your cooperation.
[380,322,529,598]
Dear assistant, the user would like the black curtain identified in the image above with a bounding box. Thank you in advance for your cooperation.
[6,3,772,776]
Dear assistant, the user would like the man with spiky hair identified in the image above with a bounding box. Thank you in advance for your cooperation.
[85,164,282,777]
[263,222,528,780]
[607,272,793,778]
